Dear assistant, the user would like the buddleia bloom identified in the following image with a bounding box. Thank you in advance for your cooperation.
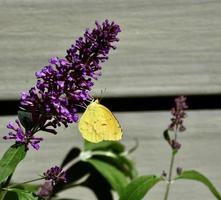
[20,20,121,130]
[4,20,121,150]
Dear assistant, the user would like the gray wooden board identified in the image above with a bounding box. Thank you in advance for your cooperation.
[0,0,221,99]
[0,110,221,199]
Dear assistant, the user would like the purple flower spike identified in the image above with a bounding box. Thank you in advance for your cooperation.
[43,166,67,185]
[20,20,121,130]
[3,119,43,150]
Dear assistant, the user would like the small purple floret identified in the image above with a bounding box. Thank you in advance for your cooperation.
[3,119,43,150]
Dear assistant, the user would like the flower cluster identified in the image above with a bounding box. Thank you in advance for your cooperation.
[43,166,67,185]
[4,20,120,150]
[20,20,121,129]
[3,119,43,150]
[168,96,188,132]
[36,166,66,199]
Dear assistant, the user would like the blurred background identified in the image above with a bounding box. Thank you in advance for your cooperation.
[0,0,221,199]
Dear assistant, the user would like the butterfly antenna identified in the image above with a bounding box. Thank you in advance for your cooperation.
[99,88,107,102]
[85,98,93,103]
[76,103,87,109]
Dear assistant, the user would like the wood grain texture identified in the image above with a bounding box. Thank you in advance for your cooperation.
[0,0,221,99]
[0,110,221,199]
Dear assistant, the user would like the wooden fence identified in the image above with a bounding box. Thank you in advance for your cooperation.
[0,1,221,199]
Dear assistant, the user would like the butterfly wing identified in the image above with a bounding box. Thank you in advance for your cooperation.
[78,101,122,143]
[95,103,122,141]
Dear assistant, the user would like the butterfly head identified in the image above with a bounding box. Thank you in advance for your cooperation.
[94,99,100,104]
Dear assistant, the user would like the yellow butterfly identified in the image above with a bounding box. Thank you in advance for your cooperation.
[78,99,123,143]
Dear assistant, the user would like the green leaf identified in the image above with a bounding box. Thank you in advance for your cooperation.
[92,153,137,179]
[18,110,34,130]
[118,155,138,179]
[61,147,81,168]
[54,160,114,200]
[84,140,125,154]
[87,158,128,196]
[7,188,38,200]
[163,129,171,143]
[2,191,18,200]
[82,170,113,200]
[119,175,162,200]
[175,170,221,200]
[0,145,26,184]
[85,140,137,180]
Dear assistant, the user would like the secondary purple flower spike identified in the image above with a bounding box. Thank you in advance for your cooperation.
[43,166,67,185]
[3,119,43,150]
[20,20,121,129]
[169,96,188,132]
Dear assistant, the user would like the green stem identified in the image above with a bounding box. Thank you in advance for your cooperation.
[6,177,44,189]
[163,151,175,200]
[163,128,178,200]
[1,177,44,199]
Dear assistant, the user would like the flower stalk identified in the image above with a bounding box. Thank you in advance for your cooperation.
[163,96,188,200]
[163,146,177,200]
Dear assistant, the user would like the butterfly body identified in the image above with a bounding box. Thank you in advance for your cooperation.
[78,100,122,143]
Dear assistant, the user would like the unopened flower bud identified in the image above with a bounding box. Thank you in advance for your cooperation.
[161,170,167,177]
[170,140,181,150]
[176,167,183,175]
